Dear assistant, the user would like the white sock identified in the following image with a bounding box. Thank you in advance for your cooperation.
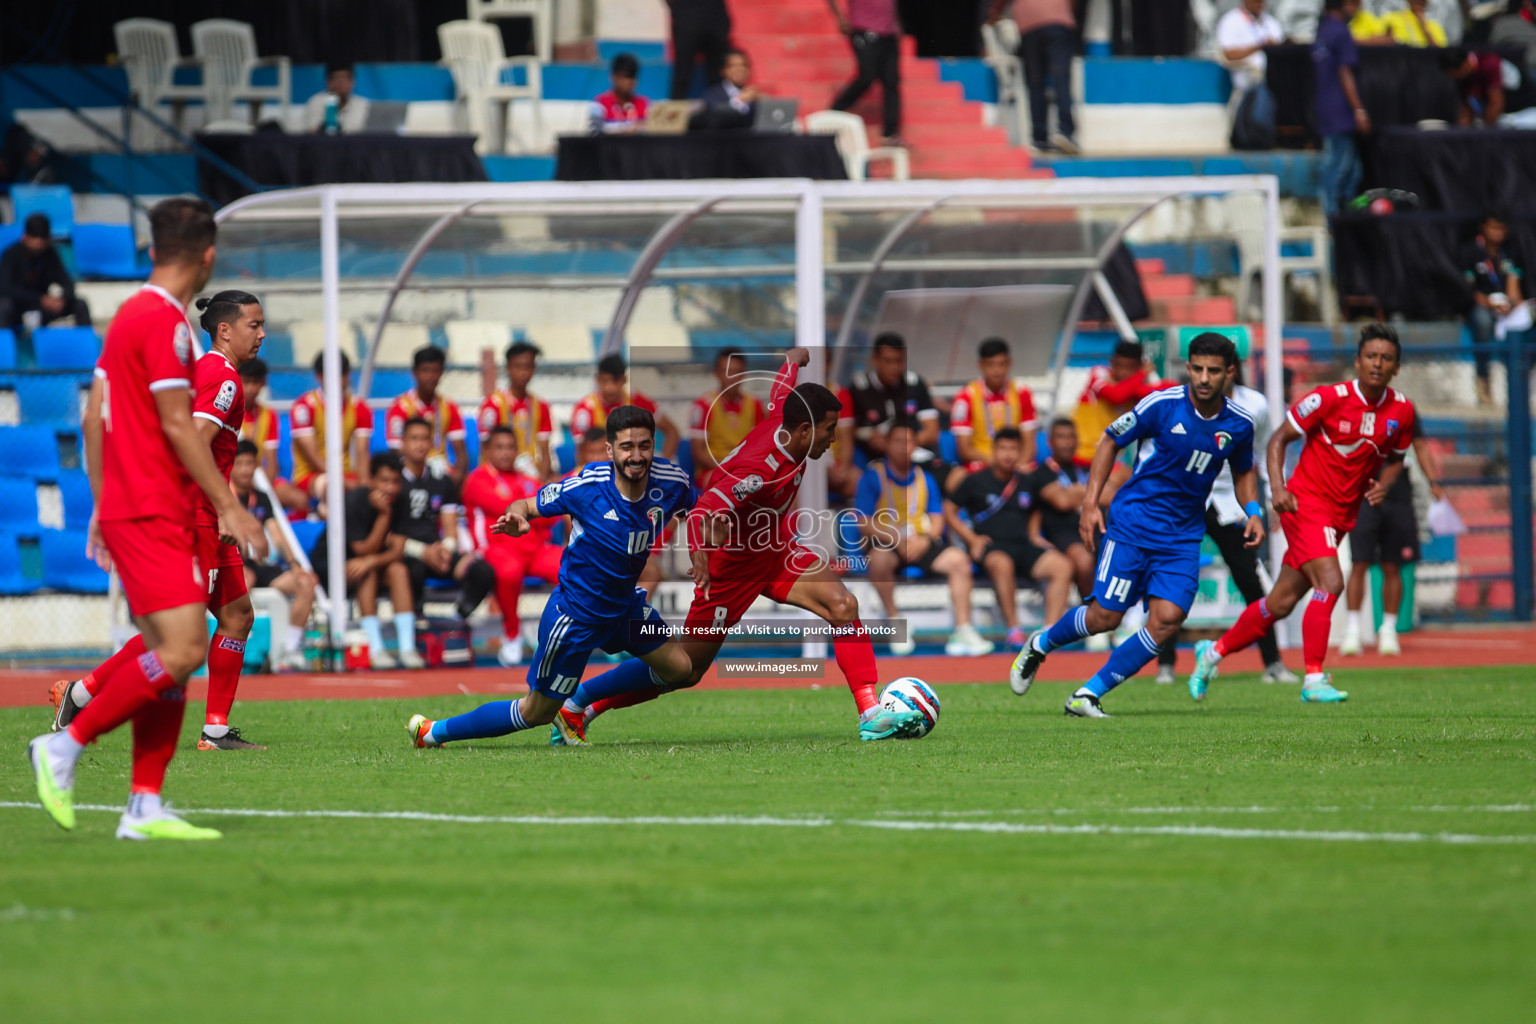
[1303,672,1329,687]
[561,697,583,714]
[361,615,386,654]
[1379,618,1397,636]
[285,625,304,654]
[394,612,417,653]
[68,680,93,709]
[203,723,229,739]
[1345,611,1361,634]
[126,791,162,820]
[44,731,84,789]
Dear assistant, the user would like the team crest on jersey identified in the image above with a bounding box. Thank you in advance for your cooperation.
[539,483,561,507]
[732,474,764,501]
[1297,392,1322,418]
[1108,411,1137,437]
[214,379,238,413]
[173,322,192,364]
[1214,430,1233,451]
[1386,419,1399,437]
[646,505,665,535]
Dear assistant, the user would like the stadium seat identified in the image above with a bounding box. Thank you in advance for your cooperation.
[0,329,17,370]
[0,222,21,252]
[444,320,512,366]
[40,529,108,593]
[524,323,594,364]
[366,322,431,365]
[9,185,75,237]
[290,321,361,366]
[71,223,145,280]
[32,327,101,369]
[55,470,93,530]
[0,532,40,595]
[553,439,576,474]
[288,519,325,562]
[16,377,85,426]
[0,475,40,531]
[0,425,62,478]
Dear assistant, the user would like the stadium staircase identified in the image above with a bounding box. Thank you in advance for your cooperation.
[727,0,1046,180]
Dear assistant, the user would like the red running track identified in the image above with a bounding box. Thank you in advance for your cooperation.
[2,627,1532,710]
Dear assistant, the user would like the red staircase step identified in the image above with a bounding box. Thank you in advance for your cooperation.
[1135,258,1167,276]
[1142,274,1197,299]
[1152,296,1237,323]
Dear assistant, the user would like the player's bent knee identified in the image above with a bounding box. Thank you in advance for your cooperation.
[1084,604,1122,633]
[218,598,255,638]
[826,590,859,626]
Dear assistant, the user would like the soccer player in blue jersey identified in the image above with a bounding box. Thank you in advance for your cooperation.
[1008,332,1265,717]
[405,406,697,746]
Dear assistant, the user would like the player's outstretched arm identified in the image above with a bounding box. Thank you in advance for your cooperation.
[1078,434,1120,552]
[491,497,540,537]
[154,388,268,560]
[1267,418,1304,513]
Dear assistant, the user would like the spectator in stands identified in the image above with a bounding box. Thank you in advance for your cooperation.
[1462,212,1526,405]
[309,451,409,669]
[950,337,1039,491]
[667,0,732,101]
[230,441,317,671]
[989,0,1079,154]
[943,426,1075,649]
[392,417,498,657]
[1348,3,1393,43]
[461,426,562,667]
[478,340,554,479]
[289,350,374,503]
[572,354,681,459]
[1217,0,1283,148]
[1,122,52,185]
[1384,0,1448,47]
[1030,418,1095,602]
[386,345,469,483]
[690,346,767,487]
[1443,46,1506,126]
[238,357,307,513]
[856,419,992,656]
[1315,0,1371,217]
[576,425,610,468]
[0,214,90,330]
[827,0,905,146]
[304,62,370,134]
[1071,339,1159,466]
[589,53,650,135]
[1342,430,1444,657]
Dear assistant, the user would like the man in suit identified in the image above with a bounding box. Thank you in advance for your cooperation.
[667,0,732,100]
[698,49,758,130]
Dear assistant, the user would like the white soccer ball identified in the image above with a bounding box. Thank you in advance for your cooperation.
[880,677,940,738]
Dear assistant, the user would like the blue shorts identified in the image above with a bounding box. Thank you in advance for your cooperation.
[527,587,669,698]
[1091,536,1200,613]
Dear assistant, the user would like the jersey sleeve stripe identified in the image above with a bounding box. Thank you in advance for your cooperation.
[148,377,192,392]
[1286,411,1303,433]
[1133,387,1180,414]
[192,411,224,427]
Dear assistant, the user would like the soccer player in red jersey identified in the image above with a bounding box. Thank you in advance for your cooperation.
[27,198,267,840]
[1187,324,1416,704]
[385,345,468,483]
[553,348,925,744]
[477,341,554,480]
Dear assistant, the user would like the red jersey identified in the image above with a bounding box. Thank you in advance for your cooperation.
[289,388,374,482]
[1286,379,1416,528]
[688,389,767,470]
[477,389,553,461]
[95,284,200,524]
[385,388,466,459]
[570,390,657,436]
[461,464,551,552]
[191,350,246,528]
[689,361,804,550]
[950,378,1038,460]
[241,402,279,455]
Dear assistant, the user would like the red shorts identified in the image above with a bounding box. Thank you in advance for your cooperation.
[292,471,358,494]
[194,523,250,610]
[1279,508,1346,571]
[683,543,819,637]
[101,515,205,617]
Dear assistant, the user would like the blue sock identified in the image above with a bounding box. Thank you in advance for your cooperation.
[431,699,532,743]
[1084,628,1162,698]
[1037,606,1091,655]
[569,657,662,710]
[361,615,385,654]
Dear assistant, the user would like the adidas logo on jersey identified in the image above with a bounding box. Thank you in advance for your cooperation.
[1171,423,1186,435]
[604,509,620,521]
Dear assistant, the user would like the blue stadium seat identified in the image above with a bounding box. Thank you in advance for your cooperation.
[32,327,101,369]
[0,329,17,370]
[259,331,294,366]
[41,529,108,593]
[0,425,61,478]
[554,439,576,474]
[10,185,75,237]
[56,470,93,530]
[0,474,39,530]
[276,408,293,478]
[0,223,21,252]
[71,223,144,280]
[938,430,958,464]
[16,376,84,426]
[0,532,40,595]
[288,519,325,563]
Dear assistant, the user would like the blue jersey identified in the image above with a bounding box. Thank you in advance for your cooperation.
[1103,386,1256,548]
[533,457,696,620]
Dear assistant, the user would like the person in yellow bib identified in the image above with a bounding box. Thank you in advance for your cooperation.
[288,351,375,500]
[1383,0,1448,47]
[689,346,767,488]
[1071,339,1162,467]
[571,354,681,461]
[855,418,993,657]
[477,341,554,480]
[948,337,1039,491]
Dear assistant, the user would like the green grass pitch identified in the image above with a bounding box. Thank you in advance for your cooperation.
[3,666,1534,1023]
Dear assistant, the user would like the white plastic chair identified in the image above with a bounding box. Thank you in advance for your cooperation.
[523,323,594,364]
[113,18,207,138]
[805,110,909,182]
[444,320,513,366]
[981,19,1028,146]
[366,322,432,366]
[466,0,553,63]
[438,19,543,155]
[1228,196,1337,323]
[190,19,291,125]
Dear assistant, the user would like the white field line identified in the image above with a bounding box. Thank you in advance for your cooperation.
[873,805,1535,817]
[1,802,1532,846]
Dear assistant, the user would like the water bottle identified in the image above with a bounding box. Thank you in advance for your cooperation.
[305,623,327,671]
[323,94,340,135]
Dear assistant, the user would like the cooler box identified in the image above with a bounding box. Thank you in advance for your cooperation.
[416,618,472,667]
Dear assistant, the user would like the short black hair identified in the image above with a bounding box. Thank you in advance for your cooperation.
[978,337,1009,360]
[326,61,355,77]
[1324,0,1346,12]
[611,53,640,78]
[412,345,446,369]
[993,426,1023,445]
[872,332,905,352]
[1439,45,1469,71]
[715,346,745,366]
[596,354,627,379]
[1358,322,1402,357]
[606,404,655,442]
[371,451,404,476]
[23,213,50,239]
[581,426,608,445]
[485,425,516,443]
[505,340,541,363]
[235,439,259,458]
[313,350,351,377]
[1483,210,1509,226]
[240,356,268,382]
[722,48,749,67]
[195,289,260,336]
[1186,331,1239,368]
[149,197,216,264]
[1049,416,1077,433]
[400,416,433,438]
[1113,340,1144,361]
[782,383,843,432]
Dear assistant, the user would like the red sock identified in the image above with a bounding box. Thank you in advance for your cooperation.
[833,620,880,714]
[1214,598,1278,659]
[204,634,246,727]
[82,634,147,697]
[68,649,174,746]
[588,686,662,720]
[130,684,187,795]
[1303,590,1339,675]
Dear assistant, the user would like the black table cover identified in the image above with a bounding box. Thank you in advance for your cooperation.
[555,133,849,181]
[1367,127,1536,215]
[197,133,487,205]
[1266,43,1460,148]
